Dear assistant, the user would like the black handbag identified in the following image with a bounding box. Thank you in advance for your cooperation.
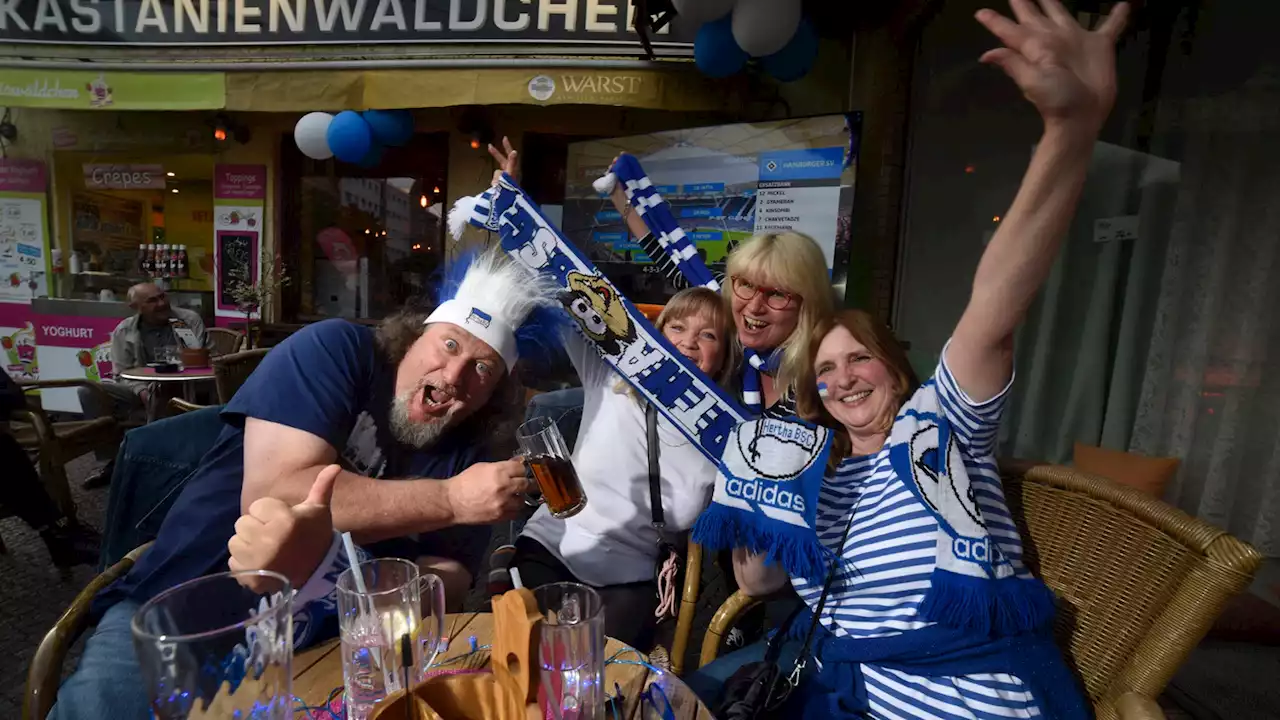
[714,502,859,719]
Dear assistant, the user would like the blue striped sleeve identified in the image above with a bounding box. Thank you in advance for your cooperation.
[935,340,1013,458]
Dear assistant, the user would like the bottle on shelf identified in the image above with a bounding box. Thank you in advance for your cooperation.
[137,243,149,275]
[176,245,188,278]
[153,244,166,277]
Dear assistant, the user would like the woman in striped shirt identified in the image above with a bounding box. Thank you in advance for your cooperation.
[696,1,1130,717]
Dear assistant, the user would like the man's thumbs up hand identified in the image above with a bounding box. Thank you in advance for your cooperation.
[229,465,342,591]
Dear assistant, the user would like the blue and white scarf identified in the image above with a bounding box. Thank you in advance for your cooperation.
[450,173,749,463]
[741,347,782,414]
[450,174,833,582]
[594,153,721,292]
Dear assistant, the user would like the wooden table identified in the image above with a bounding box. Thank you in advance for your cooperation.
[293,612,714,719]
[118,366,216,420]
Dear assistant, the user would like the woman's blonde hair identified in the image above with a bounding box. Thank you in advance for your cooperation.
[796,309,920,465]
[616,286,739,396]
[725,231,836,400]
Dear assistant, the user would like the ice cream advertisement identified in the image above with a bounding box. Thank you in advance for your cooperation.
[2,321,37,379]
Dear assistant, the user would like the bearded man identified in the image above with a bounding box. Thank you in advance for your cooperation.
[51,250,560,719]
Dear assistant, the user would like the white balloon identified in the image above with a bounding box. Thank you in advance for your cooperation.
[731,0,801,57]
[672,0,737,27]
[294,111,334,160]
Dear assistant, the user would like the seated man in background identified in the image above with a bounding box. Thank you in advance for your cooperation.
[51,250,559,720]
[78,282,207,488]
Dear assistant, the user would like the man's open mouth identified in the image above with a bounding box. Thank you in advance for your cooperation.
[422,383,454,409]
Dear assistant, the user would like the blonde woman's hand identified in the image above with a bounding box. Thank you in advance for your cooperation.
[976,0,1129,134]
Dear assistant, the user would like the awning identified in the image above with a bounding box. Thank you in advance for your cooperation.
[0,68,225,110]
[224,66,733,112]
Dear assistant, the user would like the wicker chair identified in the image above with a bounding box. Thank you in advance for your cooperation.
[697,464,1262,720]
[213,347,270,404]
[5,380,125,518]
[23,541,153,720]
[205,327,244,357]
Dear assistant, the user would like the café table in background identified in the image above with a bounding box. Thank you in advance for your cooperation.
[117,366,216,422]
[293,611,713,719]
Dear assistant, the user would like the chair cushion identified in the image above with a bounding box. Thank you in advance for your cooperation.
[1073,443,1180,497]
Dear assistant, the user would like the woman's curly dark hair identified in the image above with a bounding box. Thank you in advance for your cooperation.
[375,305,526,458]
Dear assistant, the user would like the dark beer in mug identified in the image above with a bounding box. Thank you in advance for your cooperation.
[526,453,587,519]
[517,416,587,519]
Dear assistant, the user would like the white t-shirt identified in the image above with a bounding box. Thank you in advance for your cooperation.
[520,332,717,586]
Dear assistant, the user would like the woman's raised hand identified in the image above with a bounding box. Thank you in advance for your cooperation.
[976,0,1129,135]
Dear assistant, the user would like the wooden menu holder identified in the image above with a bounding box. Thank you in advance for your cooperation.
[490,587,543,720]
[370,588,543,720]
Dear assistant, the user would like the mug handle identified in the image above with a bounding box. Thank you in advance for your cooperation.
[418,573,447,672]
[521,456,546,508]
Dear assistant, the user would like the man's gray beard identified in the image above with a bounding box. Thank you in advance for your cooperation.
[389,388,457,448]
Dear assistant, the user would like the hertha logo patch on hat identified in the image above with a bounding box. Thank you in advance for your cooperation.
[466,308,492,327]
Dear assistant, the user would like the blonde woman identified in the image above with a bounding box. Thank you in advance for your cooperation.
[608,184,837,416]
[513,287,737,649]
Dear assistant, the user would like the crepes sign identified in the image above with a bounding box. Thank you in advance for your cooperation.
[0,0,696,48]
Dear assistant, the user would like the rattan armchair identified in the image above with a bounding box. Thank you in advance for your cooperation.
[213,347,270,404]
[696,464,1262,720]
[205,326,244,357]
[23,541,153,720]
[6,379,125,518]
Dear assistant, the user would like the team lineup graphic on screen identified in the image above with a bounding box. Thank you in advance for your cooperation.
[564,114,859,302]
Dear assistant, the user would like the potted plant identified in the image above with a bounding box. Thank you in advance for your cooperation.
[228,248,290,349]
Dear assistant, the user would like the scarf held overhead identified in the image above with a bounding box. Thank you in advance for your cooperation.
[594,153,722,293]
[451,175,834,580]
[450,173,749,464]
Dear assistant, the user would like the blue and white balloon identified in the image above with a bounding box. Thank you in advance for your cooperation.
[672,0,737,28]
[731,0,802,57]
[694,15,748,78]
[761,17,819,82]
[326,111,373,164]
[293,112,334,160]
[362,109,415,147]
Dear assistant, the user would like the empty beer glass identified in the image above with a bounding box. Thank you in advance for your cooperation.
[131,570,293,720]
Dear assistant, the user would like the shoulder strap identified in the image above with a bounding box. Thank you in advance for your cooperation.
[645,403,665,531]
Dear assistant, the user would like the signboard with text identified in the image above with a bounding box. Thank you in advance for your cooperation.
[83,163,166,190]
[213,164,264,325]
[0,0,696,49]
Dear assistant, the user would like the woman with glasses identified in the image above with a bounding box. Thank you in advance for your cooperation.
[607,184,837,415]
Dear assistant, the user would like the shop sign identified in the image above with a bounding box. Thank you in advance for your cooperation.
[0,69,225,109]
[0,0,694,49]
[83,163,166,190]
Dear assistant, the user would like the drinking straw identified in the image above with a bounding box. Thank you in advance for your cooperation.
[342,532,381,671]
[510,567,524,590]
[342,532,367,595]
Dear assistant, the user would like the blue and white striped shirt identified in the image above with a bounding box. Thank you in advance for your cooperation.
[792,351,1041,719]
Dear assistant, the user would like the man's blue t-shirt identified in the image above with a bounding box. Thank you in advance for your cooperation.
[100,319,494,611]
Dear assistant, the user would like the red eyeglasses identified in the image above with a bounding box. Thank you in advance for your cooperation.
[730,276,800,311]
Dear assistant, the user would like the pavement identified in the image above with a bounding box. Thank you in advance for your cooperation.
[0,455,107,719]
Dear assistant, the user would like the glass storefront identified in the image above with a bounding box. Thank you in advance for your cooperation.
[281,132,449,321]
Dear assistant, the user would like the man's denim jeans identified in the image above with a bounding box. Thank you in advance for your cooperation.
[49,600,148,720]
[98,406,225,570]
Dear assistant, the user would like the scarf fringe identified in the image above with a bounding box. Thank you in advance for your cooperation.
[919,568,1058,637]
[692,504,832,583]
